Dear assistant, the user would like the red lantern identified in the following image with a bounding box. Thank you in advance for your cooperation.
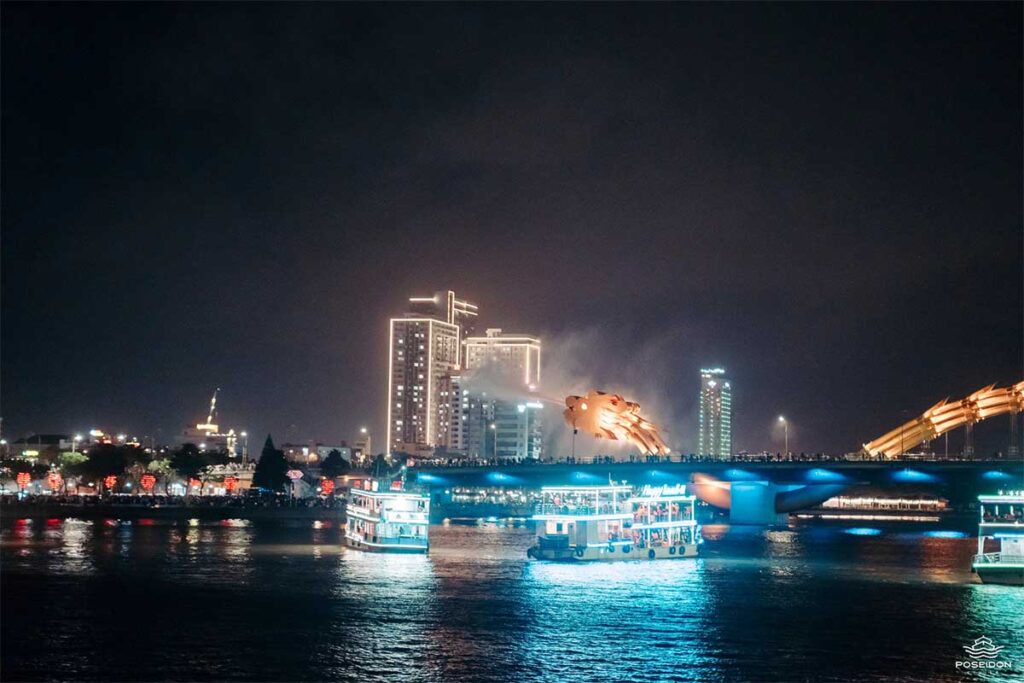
[224,476,238,493]
[189,478,201,492]
[321,479,335,496]
[140,474,156,493]
[16,472,31,489]
[103,475,118,491]
[47,472,63,492]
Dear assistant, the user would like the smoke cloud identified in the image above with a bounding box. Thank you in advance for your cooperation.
[530,326,693,459]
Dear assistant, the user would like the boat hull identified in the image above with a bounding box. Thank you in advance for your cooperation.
[344,536,428,554]
[975,565,1024,586]
[529,543,698,562]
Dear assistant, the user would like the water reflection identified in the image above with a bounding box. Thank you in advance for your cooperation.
[964,586,1024,683]
[1,518,1020,682]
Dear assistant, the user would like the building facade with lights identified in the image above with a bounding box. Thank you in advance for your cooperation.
[458,328,543,461]
[386,291,477,457]
[463,328,541,387]
[698,368,732,458]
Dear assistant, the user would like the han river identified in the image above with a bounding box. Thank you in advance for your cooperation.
[2,517,1021,682]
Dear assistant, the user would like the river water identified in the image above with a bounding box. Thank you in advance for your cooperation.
[1,517,1020,682]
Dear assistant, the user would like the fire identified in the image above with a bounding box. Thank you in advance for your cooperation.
[564,391,670,455]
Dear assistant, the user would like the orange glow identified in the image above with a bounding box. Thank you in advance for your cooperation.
[16,472,31,489]
[140,474,157,492]
[564,391,670,455]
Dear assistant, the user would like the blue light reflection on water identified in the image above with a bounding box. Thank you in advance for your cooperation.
[2,518,1022,683]
[924,530,968,539]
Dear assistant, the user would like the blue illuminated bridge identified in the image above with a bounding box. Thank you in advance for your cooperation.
[407,460,1024,524]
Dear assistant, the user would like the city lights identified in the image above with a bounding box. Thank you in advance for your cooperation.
[1,4,1021,681]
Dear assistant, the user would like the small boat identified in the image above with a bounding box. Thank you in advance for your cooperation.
[344,479,430,554]
[528,483,701,561]
[972,490,1024,586]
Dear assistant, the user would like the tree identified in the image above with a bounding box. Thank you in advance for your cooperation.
[78,444,129,483]
[320,449,350,478]
[252,435,288,492]
[369,454,394,479]
[57,451,89,477]
[147,458,174,493]
[170,444,207,484]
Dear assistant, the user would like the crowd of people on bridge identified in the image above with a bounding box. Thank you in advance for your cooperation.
[414,451,921,468]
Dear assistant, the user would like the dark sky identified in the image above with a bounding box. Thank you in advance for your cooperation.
[3,3,1021,455]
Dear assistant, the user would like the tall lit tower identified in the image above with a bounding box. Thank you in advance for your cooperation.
[459,328,543,460]
[463,328,541,387]
[386,291,477,457]
[698,368,732,458]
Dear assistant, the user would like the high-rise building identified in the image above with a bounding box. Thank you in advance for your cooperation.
[407,291,478,336]
[459,328,543,461]
[698,368,732,458]
[437,373,467,453]
[386,291,477,457]
[464,328,541,386]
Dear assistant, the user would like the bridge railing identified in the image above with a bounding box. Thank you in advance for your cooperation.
[410,452,1011,469]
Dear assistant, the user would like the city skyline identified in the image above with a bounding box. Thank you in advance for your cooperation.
[2,5,1022,681]
[3,285,1023,457]
[2,4,1021,455]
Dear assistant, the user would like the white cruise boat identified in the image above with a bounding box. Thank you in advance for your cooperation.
[528,483,701,561]
[345,479,430,554]
[973,491,1024,586]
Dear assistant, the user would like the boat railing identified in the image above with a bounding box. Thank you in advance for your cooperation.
[974,552,1001,564]
[534,503,628,516]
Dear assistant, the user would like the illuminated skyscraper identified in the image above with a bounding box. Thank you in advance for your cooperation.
[386,291,477,457]
[457,328,544,460]
[698,368,732,458]
[463,328,541,387]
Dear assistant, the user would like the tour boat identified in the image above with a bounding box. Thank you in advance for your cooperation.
[527,483,701,561]
[972,491,1024,586]
[345,479,430,553]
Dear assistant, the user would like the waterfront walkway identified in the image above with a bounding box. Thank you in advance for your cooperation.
[1,494,344,521]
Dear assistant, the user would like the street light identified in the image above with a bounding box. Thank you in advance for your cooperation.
[490,423,497,459]
[778,416,788,457]
[72,434,82,454]
[240,431,249,463]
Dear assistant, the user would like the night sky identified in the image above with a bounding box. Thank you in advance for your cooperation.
[3,3,1021,455]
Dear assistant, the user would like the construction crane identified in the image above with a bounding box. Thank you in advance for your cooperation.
[195,388,220,434]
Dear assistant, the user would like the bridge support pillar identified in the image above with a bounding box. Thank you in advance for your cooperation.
[729,482,788,525]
